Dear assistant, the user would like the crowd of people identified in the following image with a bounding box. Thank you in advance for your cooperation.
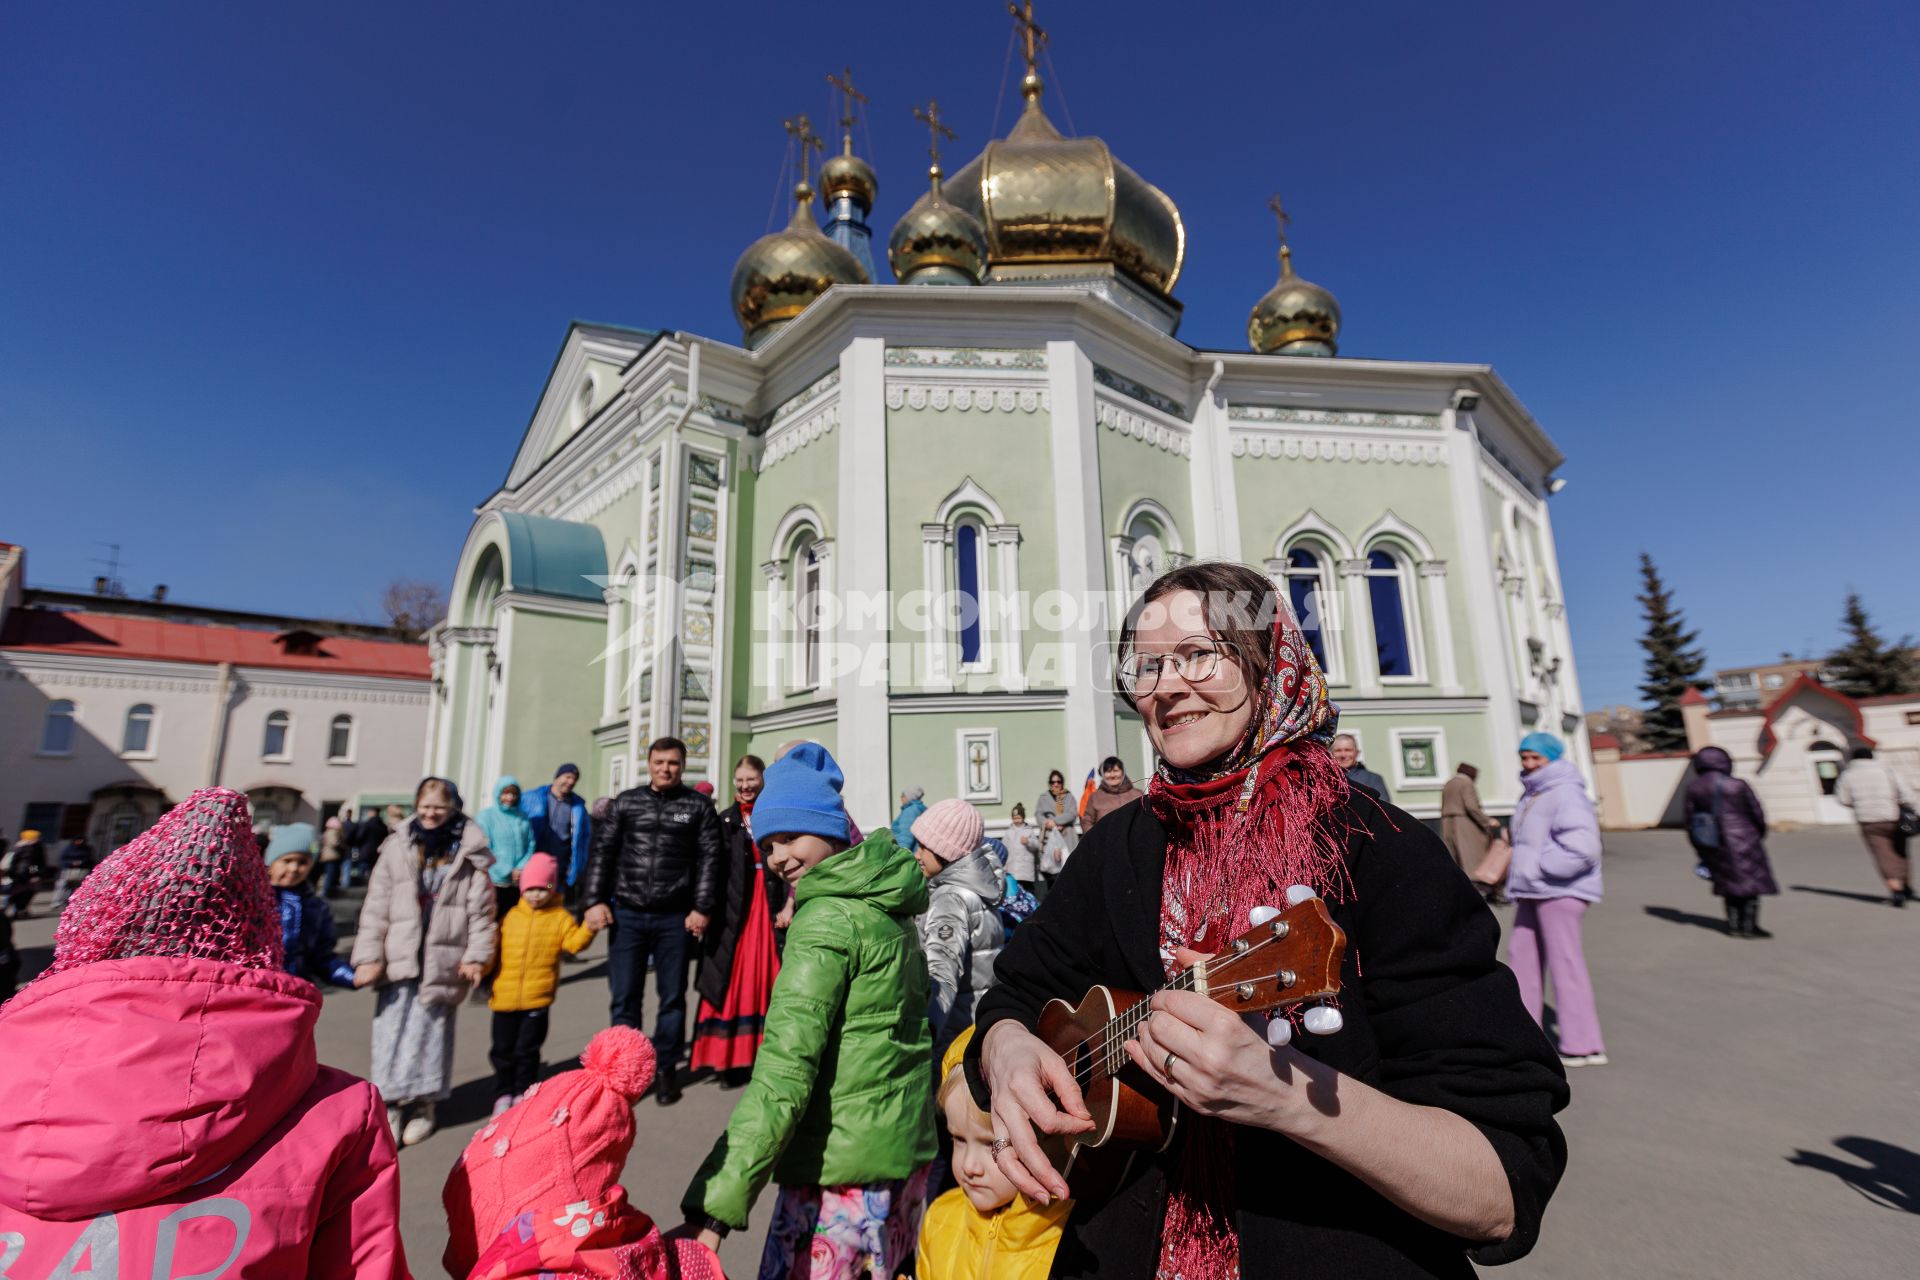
[5,554,1915,1278]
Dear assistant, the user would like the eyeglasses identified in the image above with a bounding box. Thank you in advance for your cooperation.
[1118,637,1239,697]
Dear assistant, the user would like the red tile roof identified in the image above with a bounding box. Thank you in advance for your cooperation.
[0,608,429,679]
[1590,731,1621,750]
[1678,687,1709,706]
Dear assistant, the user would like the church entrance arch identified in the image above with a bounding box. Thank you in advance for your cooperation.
[1806,740,1850,825]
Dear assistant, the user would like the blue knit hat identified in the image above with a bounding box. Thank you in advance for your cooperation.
[754,743,851,845]
[555,762,581,780]
[263,822,317,863]
[1518,732,1565,761]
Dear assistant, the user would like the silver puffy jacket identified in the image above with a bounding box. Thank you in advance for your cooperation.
[919,845,1006,1058]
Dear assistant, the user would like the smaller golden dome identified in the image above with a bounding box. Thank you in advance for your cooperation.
[889,168,988,286]
[1248,246,1341,356]
[820,147,877,212]
[730,183,871,347]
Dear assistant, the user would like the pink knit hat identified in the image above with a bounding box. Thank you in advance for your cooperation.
[519,853,560,892]
[42,787,281,980]
[910,797,985,864]
[443,1027,721,1280]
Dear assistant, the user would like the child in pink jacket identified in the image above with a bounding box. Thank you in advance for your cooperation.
[0,788,409,1277]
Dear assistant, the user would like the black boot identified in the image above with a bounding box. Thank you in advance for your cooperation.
[655,1067,682,1106]
[1742,899,1772,939]
[1725,899,1744,936]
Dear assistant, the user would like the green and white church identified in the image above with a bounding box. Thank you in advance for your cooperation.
[427,27,1587,833]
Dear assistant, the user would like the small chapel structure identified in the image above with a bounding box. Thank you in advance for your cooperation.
[428,8,1587,830]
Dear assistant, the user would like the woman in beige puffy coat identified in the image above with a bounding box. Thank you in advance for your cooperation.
[351,776,496,1146]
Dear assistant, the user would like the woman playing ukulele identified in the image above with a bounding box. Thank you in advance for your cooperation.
[966,562,1568,1279]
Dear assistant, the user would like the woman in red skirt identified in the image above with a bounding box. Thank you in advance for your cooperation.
[691,754,789,1087]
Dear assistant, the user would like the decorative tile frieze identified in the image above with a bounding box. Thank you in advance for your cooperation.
[1092,365,1187,419]
[758,402,839,473]
[1229,405,1441,430]
[884,347,1045,370]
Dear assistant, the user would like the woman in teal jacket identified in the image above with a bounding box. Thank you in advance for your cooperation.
[475,776,535,915]
[682,744,937,1280]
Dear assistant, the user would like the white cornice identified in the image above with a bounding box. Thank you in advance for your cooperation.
[496,591,608,620]
[888,690,1069,714]
[744,698,840,733]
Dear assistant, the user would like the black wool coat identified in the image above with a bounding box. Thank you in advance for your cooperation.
[965,792,1570,1279]
[695,803,789,1009]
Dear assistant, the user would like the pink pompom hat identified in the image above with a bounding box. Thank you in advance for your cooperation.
[910,797,985,865]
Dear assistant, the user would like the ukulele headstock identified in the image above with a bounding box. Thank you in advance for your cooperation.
[1195,896,1345,1016]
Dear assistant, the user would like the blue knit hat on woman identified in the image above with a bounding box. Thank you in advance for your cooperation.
[1518,731,1565,761]
[754,743,851,845]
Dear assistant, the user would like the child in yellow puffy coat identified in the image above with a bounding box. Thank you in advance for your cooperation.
[487,853,602,1114]
[915,1024,1072,1280]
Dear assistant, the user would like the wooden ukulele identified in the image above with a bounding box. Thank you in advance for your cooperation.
[1033,893,1346,1192]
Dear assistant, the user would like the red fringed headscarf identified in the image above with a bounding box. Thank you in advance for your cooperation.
[1144,593,1351,1280]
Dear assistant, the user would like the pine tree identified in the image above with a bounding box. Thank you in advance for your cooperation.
[1635,553,1706,751]
[1825,592,1919,698]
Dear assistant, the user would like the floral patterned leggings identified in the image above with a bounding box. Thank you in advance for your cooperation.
[756,1165,931,1280]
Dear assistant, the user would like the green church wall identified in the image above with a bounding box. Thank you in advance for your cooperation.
[1093,425,1196,575]
[883,403,1061,691]
[888,708,1066,823]
[1334,711,1497,815]
[499,610,605,787]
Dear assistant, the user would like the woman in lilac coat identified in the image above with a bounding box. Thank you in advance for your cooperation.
[1506,732,1606,1067]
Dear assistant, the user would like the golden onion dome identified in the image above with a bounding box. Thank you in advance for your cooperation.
[888,167,988,286]
[730,182,871,347]
[1248,245,1341,356]
[820,146,878,212]
[942,77,1184,298]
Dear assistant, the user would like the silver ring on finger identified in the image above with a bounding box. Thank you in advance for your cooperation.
[990,1137,1012,1158]
[1162,1049,1178,1077]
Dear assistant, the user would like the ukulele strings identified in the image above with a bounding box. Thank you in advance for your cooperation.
[1066,928,1301,1089]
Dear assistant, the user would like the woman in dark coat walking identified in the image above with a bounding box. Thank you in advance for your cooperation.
[1684,747,1778,937]
[968,562,1567,1280]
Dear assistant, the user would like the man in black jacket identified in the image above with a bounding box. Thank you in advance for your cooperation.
[583,735,724,1104]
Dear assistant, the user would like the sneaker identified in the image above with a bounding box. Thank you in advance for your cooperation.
[400,1104,438,1146]
[1559,1052,1609,1068]
[386,1105,403,1145]
[490,1095,516,1119]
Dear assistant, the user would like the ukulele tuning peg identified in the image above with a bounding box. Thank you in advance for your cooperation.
[1247,905,1282,927]
[1266,1015,1294,1047]
[1284,884,1319,906]
[1302,1001,1344,1036]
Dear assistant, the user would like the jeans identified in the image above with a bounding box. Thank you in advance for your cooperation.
[320,859,347,898]
[607,905,691,1067]
[490,1007,551,1097]
[1508,896,1605,1056]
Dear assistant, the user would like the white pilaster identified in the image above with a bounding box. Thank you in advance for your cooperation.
[920,523,953,689]
[1339,559,1382,697]
[836,336,892,829]
[1418,560,1462,695]
[989,525,1025,691]
[1188,364,1241,561]
[1445,407,1523,805]
[760,558,789,696]
[1046,340,1117,776]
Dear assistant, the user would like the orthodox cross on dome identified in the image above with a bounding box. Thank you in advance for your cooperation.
[784,113,824,189]
[826,67,868,154]
[1268,194,1292,250]
[1008,0,1048,95]
[911,98,957,182]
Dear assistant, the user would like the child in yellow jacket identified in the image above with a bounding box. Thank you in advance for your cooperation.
[488,853,601,1115]
[916,1024,1072,1280]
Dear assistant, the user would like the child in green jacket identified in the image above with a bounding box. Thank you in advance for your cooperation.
[681,743,937,1280]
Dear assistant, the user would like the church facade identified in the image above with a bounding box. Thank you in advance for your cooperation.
[427,31,1586,833]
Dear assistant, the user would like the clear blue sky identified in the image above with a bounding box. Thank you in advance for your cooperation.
[4,1,1916,707]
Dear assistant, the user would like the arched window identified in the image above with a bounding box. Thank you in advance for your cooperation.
[795,535,823,689]
[611,566,638,711]
[1365,549,1416,679]
[122,703,156,756]
[1282,548,1332,670]
[41,699,76,755]
[954,521,984,666]
[262,710,292,761]
[328,714,354,762]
